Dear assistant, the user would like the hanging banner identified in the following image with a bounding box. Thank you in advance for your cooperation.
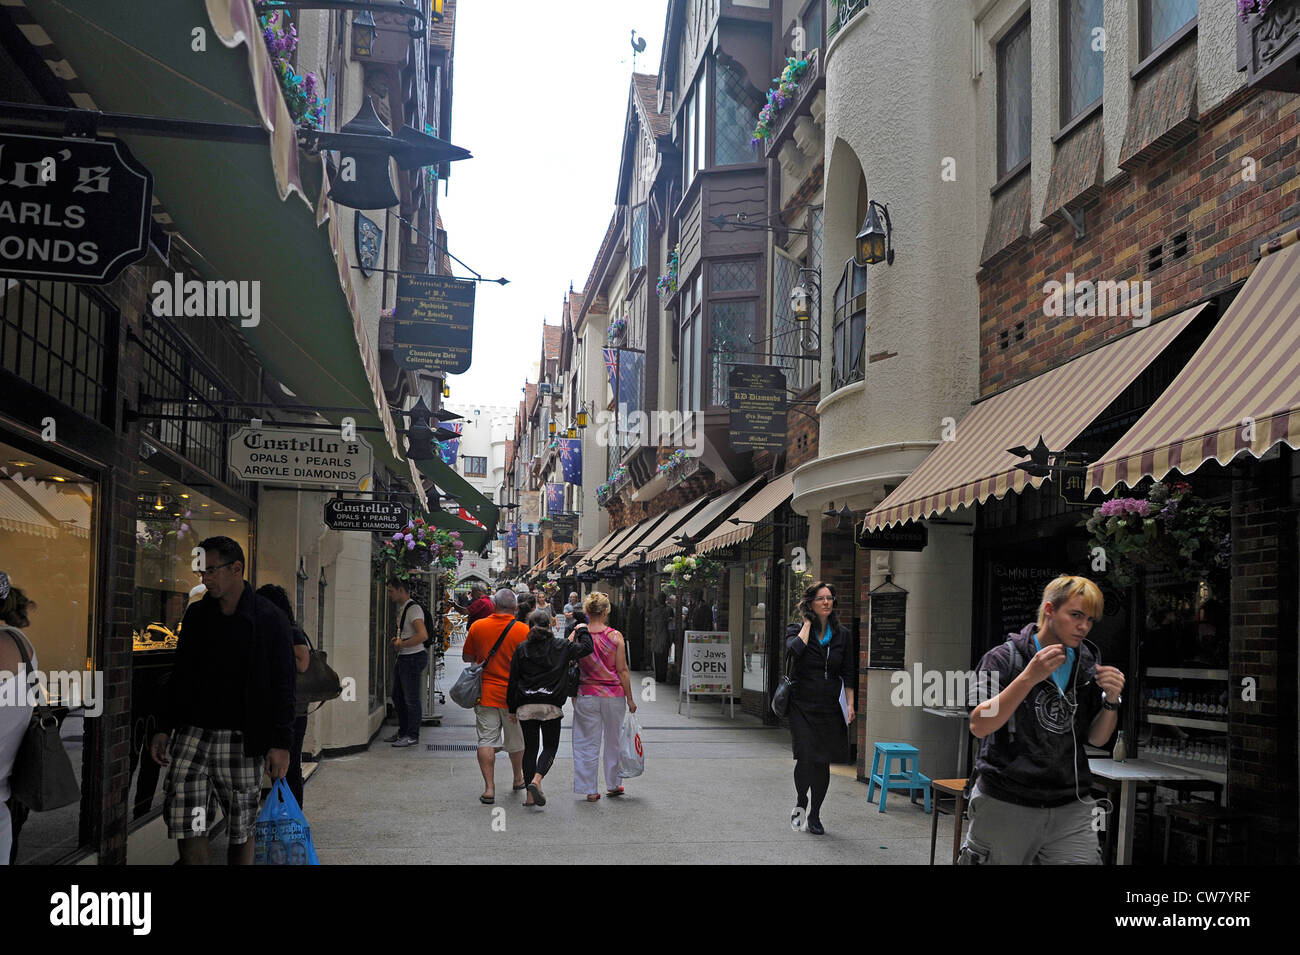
[437,420,463,466]
[392,273,476,374]
[546,482,565,515]
[560,438,583,485]
[603,348,619,399]
[520,490,541,526]
[507,523,519,548]
[228,426,373,490]
[727,364,787,452]
[551,513,577,544]
[0,132,153,284]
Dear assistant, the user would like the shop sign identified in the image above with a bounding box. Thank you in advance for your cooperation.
[681,631,733,715]
[0,132,152,284]
[228,426,373,490]
[392,273,476,374]
[857,523,928,551]
[727,364,787,452]
[551,513,577,544]
[323,499,407,533]
[867,583,907,671]
[1056,461,1095,505]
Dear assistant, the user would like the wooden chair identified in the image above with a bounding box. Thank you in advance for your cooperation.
[929,778,969,865]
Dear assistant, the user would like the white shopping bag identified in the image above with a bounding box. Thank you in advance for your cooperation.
[617,710,645,778]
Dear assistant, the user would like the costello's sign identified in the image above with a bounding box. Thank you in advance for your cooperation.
[228,427,374,490]
[0,132,153,284]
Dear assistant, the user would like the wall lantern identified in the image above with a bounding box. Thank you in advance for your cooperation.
[565,427,578,439]
[822,501,855,532]
[351,9,376,57]
[442,381,451,398]
[576,406,590,429]
[548,420,557,436]
[791,284,811,322]
[406,396,434,459]
[856,200,895,266]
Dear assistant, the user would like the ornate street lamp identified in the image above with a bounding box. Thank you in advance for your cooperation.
[351,9,376,56]
[855,200,895,266]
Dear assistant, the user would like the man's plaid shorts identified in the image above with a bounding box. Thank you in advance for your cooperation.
[162,726,261,844]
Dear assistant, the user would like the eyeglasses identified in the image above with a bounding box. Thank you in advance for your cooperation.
[813,595,834,602]
[196,562,236,579]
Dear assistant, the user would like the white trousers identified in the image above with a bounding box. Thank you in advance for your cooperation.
[572,696,625,794]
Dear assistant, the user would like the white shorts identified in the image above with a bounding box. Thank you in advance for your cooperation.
[474,706,525,753]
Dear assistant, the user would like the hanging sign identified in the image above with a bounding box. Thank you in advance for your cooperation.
[727,364,787,452]
[228,426,373,490]
[392,273,476,374]
[867,582,908,670]
[323,499,407,533]
[0,132,153,284]
[857,522,928,551]
[551,513,577,544]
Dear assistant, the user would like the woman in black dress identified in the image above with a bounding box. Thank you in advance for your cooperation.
[784,581,855,835]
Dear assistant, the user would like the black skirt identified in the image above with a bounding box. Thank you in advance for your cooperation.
[788,699,848,763]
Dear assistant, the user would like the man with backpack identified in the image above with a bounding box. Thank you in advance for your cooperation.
[962,574,1126,864]
[462,589,530,803]
[385,577,430,748]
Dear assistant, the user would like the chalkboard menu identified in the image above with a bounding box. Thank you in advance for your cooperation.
[868,584,907,670]
[727,364,787,452]
[393,273,476,374]
[990,563,1060,637]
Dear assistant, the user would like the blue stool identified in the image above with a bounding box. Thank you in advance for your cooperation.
[867,742,932,813]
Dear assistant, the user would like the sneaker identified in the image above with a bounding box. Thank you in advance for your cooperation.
[391,736,418,747]
[382,732,402,743]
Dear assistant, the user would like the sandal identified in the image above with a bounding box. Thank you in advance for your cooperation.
[512,782,528,791]
[586,793,601,802]
[527,782,546,807]
[606,787,625,797]
[479,794,495,804]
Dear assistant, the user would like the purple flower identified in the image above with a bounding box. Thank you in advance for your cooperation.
[392,532,404,540]
[407,540,416,551]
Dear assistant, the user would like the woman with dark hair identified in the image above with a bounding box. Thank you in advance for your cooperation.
[255,584,311,807]
[515,593,537,623]
[506,609,593,807]
[784,580,855,835]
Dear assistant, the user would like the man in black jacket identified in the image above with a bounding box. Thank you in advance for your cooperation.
[962,574,1125,864]
[149,537,296,865]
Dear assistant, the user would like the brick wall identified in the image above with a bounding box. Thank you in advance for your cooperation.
[979,87,1300,396]
[1228,454,1299,865]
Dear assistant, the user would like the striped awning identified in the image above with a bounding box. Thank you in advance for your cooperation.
[648,476,764,561]
[697,471,796,554]
[606,510,676,570]
[863,303,1207,530]
[613,497,711,569]
[1088,236,1300,492]
[578,521,642,572]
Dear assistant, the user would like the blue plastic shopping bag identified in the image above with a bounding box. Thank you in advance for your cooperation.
[254,779,320,865]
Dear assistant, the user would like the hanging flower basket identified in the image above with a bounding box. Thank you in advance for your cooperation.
[1238,0,1277,20]
[259,11,328,130]
[657,448,692,476]
[373,518,464,582]
[1082,481,1230,589]
[665,555,721,592]
[607,317,627,344]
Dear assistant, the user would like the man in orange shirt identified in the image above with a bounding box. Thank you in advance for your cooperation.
[462,589,531,803]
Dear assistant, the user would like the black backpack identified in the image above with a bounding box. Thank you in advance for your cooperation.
[399,598,436,650]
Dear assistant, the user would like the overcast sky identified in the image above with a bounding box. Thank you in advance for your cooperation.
[438,1,668,408]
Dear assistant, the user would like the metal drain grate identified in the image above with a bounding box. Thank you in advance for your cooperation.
[425,743,478,752]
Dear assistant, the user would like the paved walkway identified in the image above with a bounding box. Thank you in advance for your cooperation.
[305,644,939,864]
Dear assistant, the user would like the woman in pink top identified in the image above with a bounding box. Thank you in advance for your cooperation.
[572,591,636,800]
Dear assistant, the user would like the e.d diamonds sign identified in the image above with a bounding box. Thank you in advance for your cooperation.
[228,427,373,490]
[0,132,152,284]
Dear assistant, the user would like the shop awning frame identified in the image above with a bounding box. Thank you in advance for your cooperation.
[862,303,1208,531]
[647,475,764,562]
[611,496,712,570]
[697,471,796,554]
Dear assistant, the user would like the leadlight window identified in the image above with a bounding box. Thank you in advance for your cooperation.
[714,62,757,166]
[1139,0,1196,59]
[997,14,1032,178]
[831,261,866,391]
[1060,0,1103,124]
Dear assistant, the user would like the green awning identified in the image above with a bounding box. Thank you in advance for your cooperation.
[24,0,411,483]
[414,456,499,534]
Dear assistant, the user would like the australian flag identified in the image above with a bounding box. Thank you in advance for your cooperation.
[603,348,619,399]
[437,421,463,466]
[507,523,518,548]
[546,482,565,515]
[560,438,582,485]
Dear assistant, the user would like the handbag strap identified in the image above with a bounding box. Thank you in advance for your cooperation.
[2,626,49,712]
[398,599,413,635]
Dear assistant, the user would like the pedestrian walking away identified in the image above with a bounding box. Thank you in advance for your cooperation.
[507,609,594,808]
[647,591,671,683]
[385,577,429,747]
[572,591,637,800]
[255,584,313,807]
[785,581,855,836]
[1,572,38,865]
[148,537,296,865]
[962,575,1125,865]
[462,589,531,803]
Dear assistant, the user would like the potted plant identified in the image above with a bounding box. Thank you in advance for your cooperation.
[373,517,464,582]
[1082,481,1230,589]
[259,11,328,130]
[665,554,721,593]
[607,316,627,345]
[750,57,810,146]
[656,245,680,297]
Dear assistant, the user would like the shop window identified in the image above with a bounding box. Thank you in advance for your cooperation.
[714,61,758,166]
[741,557,769,694]
[0,279,113,423]
[0,439,96,862]
[801,0,823,55]
[831,260,867,391]
[1060,0,1103,125]
[997,14,1032,179]
[1139,0,1196,60]
[679,271,705,414]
